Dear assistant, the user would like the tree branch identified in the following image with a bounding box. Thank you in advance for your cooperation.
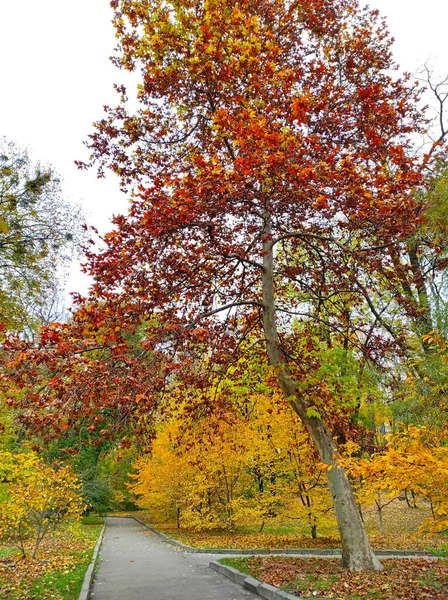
[199,300,264,319]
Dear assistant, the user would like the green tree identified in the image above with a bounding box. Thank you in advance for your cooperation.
[0,138,83,336]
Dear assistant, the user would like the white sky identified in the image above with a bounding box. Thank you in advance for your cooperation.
[0,0,446,300]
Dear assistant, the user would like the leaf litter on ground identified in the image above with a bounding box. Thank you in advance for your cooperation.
[0,523,102,599]
[222,556,448,600]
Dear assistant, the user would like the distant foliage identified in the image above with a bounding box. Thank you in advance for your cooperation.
[342,426,448,535]
[0,138,83,336]
[130,391,335,536]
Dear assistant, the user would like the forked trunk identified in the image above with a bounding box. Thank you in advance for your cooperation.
[261,216,382,571]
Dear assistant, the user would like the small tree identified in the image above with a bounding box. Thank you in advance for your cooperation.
[0,451,84,558]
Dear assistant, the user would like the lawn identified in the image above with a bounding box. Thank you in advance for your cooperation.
[219,555,448,600]
[0,518,103,600]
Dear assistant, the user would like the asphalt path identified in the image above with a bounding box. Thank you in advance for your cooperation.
[89,517,258,600]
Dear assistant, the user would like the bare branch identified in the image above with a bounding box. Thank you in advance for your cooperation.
[199,300,264,318]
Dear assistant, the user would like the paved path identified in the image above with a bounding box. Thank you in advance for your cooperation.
[90,517,258,600]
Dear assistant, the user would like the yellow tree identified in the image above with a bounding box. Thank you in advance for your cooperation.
[342,426,448,535]
[0,451,84,557]
[130,385,335,536]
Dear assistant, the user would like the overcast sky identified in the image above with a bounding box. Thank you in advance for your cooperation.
[0,0,446,299]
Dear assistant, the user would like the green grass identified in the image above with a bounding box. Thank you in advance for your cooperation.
[0,523,102,600]
[81,515,105,526]
[427,542,448,557]
[0,546,19,559]
[280,572,339,598]
[27,547,94,600]
[219,556,259,575]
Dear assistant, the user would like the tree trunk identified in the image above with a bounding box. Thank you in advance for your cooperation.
[261,215,382,571]
[375,496,385,535]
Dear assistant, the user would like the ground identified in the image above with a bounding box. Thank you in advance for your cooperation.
[220,555,448,600]
[0,518,103,600]
[122,502,448,600]
[125,500,448,552]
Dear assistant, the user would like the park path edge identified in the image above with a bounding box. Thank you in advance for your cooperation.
[78,523,106,600]
[120,515,432,558]
[210,560,303,600]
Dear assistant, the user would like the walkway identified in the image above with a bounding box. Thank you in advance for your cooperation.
[90,517,258,600]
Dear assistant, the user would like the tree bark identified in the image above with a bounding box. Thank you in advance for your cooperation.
[377,504,385,535]
[261,214,382,571]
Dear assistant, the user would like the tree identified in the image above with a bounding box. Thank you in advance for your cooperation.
[0,138,83,336]
[391,330,448,430]
[0,450,84,558]
[0,140,86,459]
[131,388,335,535]
[4,0,437,571]
[342,426,448,535]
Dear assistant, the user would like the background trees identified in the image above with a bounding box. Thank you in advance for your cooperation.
[130,387,335,536]
[342,426,448,536]
[0,138,83,337]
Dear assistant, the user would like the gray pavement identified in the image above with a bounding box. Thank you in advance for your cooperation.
[90,517,259,600]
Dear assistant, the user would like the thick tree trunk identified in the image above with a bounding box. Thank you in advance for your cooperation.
[261,216,382,571]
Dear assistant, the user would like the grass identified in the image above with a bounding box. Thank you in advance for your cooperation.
[219,555,448,600]
[219,556,254,574]
[0,521,103,599]
[428,545,448,558]
[0,546,20,559]
[81,516,105,526]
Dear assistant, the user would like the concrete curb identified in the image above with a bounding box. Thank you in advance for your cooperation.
[121,516,432,558]
[78,523,106,600]
[210,561,303,600]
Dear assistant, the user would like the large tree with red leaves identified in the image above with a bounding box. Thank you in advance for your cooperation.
[3,0,436,570]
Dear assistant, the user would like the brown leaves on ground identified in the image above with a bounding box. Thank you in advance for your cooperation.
[367,533,444,551]
[362,500,433,536]
[161,528,446,551]
[244,556,448,600]
[0,526,99,599]
[161,528,341,549]
[0,553,71,598]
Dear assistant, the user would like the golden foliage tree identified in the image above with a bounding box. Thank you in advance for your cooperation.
[0,451,84,558]
[130,390,335,536]
[342,426,448,535]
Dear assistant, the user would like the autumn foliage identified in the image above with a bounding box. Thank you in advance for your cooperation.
[130,391,335,535]
[226,556,448,600]
[343,426,448,535]
[0,451,84,558]
[1,0,446,572]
